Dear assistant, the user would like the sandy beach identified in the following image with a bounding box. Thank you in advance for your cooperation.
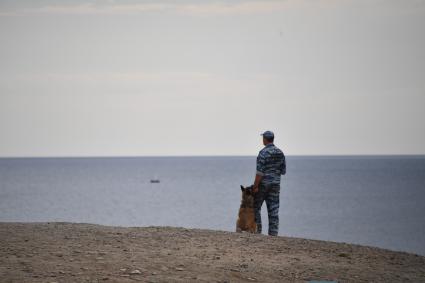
[1,222,424,282]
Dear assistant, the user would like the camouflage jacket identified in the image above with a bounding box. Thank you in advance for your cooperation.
[256,143,286,186]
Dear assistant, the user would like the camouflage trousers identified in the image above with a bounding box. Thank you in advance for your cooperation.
[254,184,280,236]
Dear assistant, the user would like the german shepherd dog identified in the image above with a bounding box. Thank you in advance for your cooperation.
[236,185,257,233]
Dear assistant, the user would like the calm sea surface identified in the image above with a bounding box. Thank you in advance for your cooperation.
[0,156,424,255]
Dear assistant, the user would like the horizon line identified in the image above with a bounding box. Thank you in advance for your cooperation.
[1,154,425,159]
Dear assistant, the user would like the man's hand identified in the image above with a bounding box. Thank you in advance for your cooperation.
[253,174,263,194]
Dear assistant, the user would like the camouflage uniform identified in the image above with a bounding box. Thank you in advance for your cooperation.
[255,143,286,236]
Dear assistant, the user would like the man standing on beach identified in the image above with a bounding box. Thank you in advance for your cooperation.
[252,131,286,236]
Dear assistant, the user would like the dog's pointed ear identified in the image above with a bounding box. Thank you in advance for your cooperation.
[240,185,245,191]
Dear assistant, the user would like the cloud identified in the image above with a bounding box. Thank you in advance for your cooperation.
[35,3,173,15]
[2,0,425,18]
[177,1,290,16]
[0,11,20,17]
[9,71,219,85]
[2,1,290,17]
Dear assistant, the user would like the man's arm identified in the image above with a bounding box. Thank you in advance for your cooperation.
[254,152,265,193]
[281,154,286,175]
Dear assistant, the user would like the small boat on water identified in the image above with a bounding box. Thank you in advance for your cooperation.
[150,179,160,183]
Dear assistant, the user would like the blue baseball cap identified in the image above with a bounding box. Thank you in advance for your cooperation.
[261,131,274,139]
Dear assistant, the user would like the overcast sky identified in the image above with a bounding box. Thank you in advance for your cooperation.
[1,0,424,157]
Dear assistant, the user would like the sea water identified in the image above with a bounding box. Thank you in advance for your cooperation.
[0,156,424,255]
